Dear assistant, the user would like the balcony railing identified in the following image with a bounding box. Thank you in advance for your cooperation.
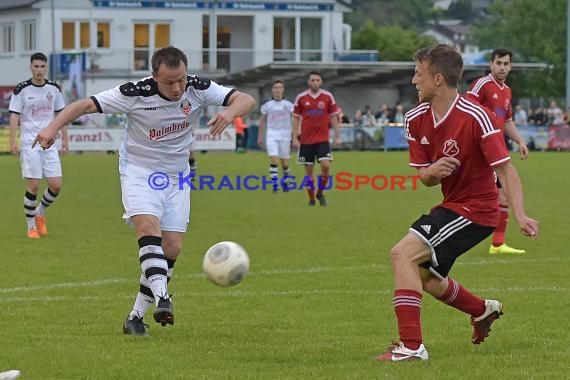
[50,48,379,79]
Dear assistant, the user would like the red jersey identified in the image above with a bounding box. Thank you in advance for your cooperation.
[405,95,511,226]
[293,89,339,144]
[466,74,513,128]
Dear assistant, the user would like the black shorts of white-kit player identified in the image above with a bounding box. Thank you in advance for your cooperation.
[297,141,332,165]
[411,207,495,279]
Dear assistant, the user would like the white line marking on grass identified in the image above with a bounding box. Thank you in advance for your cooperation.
[1,258,566,296]
[3,285,568,304]
[0,278,130,294]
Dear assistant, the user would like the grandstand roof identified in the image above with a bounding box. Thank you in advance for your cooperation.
[214,61,549,89]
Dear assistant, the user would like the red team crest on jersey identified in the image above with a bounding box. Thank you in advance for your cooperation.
[47,92,53,102]
[318,101,325,109]
[443,139,459,157]
[180,99,191,115]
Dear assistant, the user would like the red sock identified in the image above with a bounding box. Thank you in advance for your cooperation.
[437,278,486,317]
[306,177,315,201]
[317,175,329,196]
[492,204,509,246]
[394,289,422,350]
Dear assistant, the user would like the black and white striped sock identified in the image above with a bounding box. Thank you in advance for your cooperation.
[24,191,37,230]
[36,188,58,215]
[269,164,278,189]
[130,257,177,318]
[138,236,169,304]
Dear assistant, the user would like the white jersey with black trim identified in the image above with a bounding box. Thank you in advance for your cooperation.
[260,98,294,140]
[9,79,65,150]
[91,75,234,174]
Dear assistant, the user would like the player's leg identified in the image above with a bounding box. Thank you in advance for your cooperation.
[189,150,197,181]
[297,144,317,205]
[489,183,525,254]
[131,215,172,324]
[279,140,291,192]
[20,149,42,238]
[413,207,502,344]
[315,142,332,206]
[152,179,190,325]
[35,150,64,235]
[23,178,40,238]
[266,138,280,192]
[377,231,431,362]
[120,165,171,335]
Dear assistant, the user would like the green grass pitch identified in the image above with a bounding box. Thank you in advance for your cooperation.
[0,150,568,379]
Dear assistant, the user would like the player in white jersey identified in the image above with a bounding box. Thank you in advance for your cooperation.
[9,52,69,239]
[257,80,294,192]
[33,46,256,336]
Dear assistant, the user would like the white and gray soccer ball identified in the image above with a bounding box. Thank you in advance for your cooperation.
[203,241,249,287]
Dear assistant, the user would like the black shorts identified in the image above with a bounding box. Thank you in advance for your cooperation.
[411,207,494,279]
[297,142,332,165]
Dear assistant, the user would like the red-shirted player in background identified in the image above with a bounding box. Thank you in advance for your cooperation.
[292,71,341,206]
[466,48,529,255]
[377,44,538,362]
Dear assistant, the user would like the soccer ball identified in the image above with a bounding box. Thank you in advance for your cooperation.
[202,241,250,287]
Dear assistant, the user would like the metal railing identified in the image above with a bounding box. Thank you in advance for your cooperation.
[50,47,379,78]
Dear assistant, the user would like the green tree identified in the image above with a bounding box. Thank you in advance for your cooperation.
[345,0,435,31]
[471,0,566,98]
[352,21,437,61]
[444,0,478,23]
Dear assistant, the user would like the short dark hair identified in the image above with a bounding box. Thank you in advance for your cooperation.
[491,48,513,62]
[272,79,285,86]
[30,52,47,63]
[151,46,188,75]
[413,44,463,88]
[308,71,323,81]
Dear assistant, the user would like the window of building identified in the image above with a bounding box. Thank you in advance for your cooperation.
[273,18,295,61]
[23,20,36,52]
[1,23,15,54]
[300,18,322,61]
[133,22,171,71]
[97,22,110,48]
[62,21,90,50]
[274,17,322,62]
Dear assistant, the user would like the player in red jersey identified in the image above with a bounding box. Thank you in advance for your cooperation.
[466,48,528,254]
[377,44,539,362]
[292,71,341,206]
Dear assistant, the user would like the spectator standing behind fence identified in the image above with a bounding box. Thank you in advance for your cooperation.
[392,103,405,125]
[547,100,564,125]
[513,104,528,126]
[353,109,363,127]
[375,104,390,126]
[529,107,548,126]
[362,106,377,127]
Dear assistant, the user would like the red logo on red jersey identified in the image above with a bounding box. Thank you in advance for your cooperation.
[443,139,459,157]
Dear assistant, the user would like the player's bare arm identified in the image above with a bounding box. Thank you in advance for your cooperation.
[504,120,529,159]
[33,97,98,149]
[9,112,20,155]
[494,162,539,238]
[418,156,460,187]
[209,91,255,136]
[292,115,301,149]
[330,114,341,146]
[60,124,70,154]
[257,114,266,147]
